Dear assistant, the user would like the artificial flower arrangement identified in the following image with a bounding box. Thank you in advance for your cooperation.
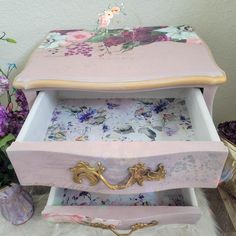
[0,33,29,189]
[0,33,34,225]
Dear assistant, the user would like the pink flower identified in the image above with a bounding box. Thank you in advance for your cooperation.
[98,15,111,29]
[156,34,170,42]
[66,31,93,44]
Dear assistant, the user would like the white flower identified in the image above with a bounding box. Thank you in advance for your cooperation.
[104,10,114,19]
[39,32,67,49]
[154,26,199,41]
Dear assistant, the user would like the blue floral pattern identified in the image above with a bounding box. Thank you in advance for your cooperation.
[60,188,186,206]
[44,98,194,142]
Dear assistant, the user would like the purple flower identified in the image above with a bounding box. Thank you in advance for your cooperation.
[102,124,109,132]
[1,90,29,136]
[0,76,9,96]
[121,31,133,41]
[107,102,120,109]
[7,110,27,136]
[51,110,61,122]
[218,121,236,145]
[156,34,170,42]
[15,90,29,112]
[0,105,8,137]
[180,115,186,121]
[64,42,93,57]
[77,108,95,123]
[164,126,179,136]
[133,27,153,43]
[152,100,168,114]
[104,36,126,47]
[130,27,171,45]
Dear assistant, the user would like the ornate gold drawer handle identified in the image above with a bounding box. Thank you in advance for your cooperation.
[87,220,158,236]
[70,161,166,190]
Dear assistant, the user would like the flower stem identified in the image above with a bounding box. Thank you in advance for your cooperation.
[0,68,12,105]
[0,68,7,77]
[6,91,12,105]
[0,32,6,40]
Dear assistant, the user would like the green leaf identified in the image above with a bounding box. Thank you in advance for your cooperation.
[0,134,15,150]
[122,41,137,52]
[87,32,109,43]
[6,38,17,43]
[107,29,123,36]
[7,164,14,170]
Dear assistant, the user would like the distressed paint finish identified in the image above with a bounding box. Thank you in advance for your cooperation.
[14,41,226,91]
[42,187,201,227]
[7,141,227,194]
[42,205,201,229]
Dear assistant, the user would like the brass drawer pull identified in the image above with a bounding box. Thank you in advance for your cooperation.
[87,220,158,236]
[70,162,166,190]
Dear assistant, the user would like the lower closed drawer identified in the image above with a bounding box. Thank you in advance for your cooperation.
[42,187,201,231]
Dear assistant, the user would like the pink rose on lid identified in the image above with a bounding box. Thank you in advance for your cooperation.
[65,31,94,44]
[58,31,94,47]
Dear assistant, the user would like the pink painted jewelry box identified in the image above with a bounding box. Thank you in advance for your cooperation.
[7,26,227,234]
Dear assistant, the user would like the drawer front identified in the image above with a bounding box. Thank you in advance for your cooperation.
[42,188,202,230]
[8,141,227,194]
[7,88,228,192]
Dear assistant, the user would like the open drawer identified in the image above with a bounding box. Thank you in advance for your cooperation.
[42,187,201,231]
[7,88,228,194]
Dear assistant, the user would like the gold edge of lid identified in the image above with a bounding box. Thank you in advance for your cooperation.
[13,75,227,91]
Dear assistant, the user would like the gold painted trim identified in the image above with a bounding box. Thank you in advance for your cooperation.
[13,75,226,91]
[87,220,158,236]
[70,162,166,190]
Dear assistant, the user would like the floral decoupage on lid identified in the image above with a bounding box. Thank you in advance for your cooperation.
[14,25,226,91]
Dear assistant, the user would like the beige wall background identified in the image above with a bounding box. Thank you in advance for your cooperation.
[0,0,235,124]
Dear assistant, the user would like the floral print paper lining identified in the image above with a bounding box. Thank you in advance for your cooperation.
[39,26,202,57]
[44,98,194,142]
[60,189,186,206]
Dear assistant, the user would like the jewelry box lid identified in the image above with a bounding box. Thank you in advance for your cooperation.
[14,26,226,91]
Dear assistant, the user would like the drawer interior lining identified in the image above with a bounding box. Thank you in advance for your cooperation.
[52,188,193,207]
[17,88,220,142]
[44,97,195,142]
